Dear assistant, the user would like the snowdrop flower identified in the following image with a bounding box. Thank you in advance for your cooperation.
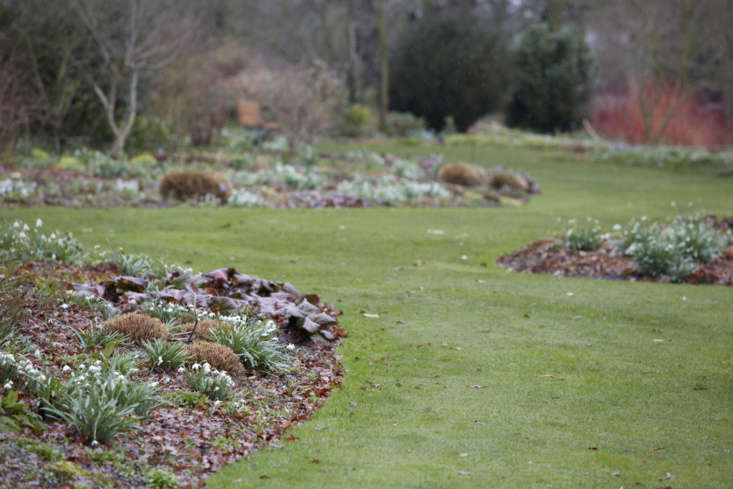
[62,365,72,373]
[12,221,20,228]
[3,380,13,390]
[91,440,99,447]
[177,367,185,373]
[60,303,69,310]
[192,363,200,371]
[35,218,42,227]
[33,349,42,359]
[460,255,468,260]
[287,343,295,351]
[612,224,621,231]
[23,223,29,231]
[18,232,26,239]
[157,356,163,366]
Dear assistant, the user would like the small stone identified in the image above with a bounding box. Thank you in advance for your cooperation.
[320,329,335,341]
[282,282,301,299]
[301,317,321,334]
[298,299,320,314]
[309,312,336,326]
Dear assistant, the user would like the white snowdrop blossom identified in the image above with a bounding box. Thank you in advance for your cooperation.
[3,380,13,390]
[287,343,295,351]
[35,218,43,227]
[0,352,48,389]
[62,365,72,373]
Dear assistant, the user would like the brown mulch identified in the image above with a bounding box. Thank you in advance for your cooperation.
[0,262,346,489]
[496,240,733,286]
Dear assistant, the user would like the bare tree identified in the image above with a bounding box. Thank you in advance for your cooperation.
[0,53,39,154]
[73,0,193,158]
[589,0,732,142]
[234,59,346,152]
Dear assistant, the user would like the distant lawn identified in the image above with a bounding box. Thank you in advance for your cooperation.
[4,143,731,488]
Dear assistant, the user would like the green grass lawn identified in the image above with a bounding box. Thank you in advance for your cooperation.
[4,144,732,488]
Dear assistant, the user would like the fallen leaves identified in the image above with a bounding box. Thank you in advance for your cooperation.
[0,261,346,489]
[497,238,733,286]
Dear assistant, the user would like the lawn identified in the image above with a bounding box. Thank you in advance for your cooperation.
[4,144,732,488]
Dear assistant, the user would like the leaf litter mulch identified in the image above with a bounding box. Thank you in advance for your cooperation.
[497,242,733,286]
[0,260,346,489]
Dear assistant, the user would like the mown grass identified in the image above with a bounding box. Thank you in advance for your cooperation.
[3,143,731,488]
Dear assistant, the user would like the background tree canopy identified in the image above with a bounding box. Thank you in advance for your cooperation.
[389,10,511,132]
[505,23,594,133]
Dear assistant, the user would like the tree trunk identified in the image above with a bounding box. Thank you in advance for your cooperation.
[376,0,388,132]
[347,20,360,104]
[110,69,138,160]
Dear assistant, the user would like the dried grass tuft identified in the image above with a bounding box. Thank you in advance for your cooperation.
[102,313,169,343]
[186,341,244,375]
[185,319,228,339]
[159,171,232,203]
[487,172,529,192]
[437,164,484,187]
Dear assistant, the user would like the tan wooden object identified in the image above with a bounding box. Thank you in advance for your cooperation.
[237,100,262,127]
